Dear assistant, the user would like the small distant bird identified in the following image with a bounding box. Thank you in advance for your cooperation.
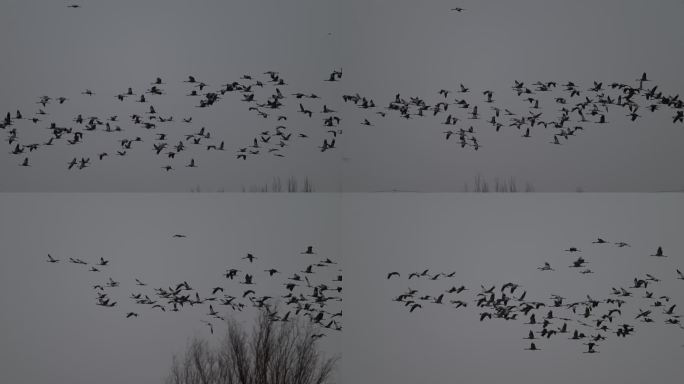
[583,342,598,354]
[202,320,214,334]
[387,272,400,279]
[126,312,138,318]
[650,246,666,257]
[67,4,81,8]
[450,7,465,12]
[173,234,187,238]
[537,262,554,271]
[241,274,254,285]
[207,305,219,316]
[46,254,59,263]
[301,246,316,255]
[525,342,540,351]
[242,253,257,263]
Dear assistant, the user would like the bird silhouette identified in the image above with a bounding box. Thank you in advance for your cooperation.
[301,246,316,255]
[525,342,540,351]
[650,246,666,257]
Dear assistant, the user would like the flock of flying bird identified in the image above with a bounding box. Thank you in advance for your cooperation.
[45,238,342,339]
[343,72,684,151]
[386,237,684,353]
[2,69,345,171]
[3,71,683,171]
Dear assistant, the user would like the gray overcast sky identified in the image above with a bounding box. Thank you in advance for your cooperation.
[3,2,684,382]
[1,1,684,191]
[1,194,683,383]
[0,194,342,384]
[340,194,684,383]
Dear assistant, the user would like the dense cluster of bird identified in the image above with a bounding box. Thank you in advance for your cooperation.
[3,72,682,170]
[45,239,342,338]
[386,237,683,353]
[2,70,344,170]
[344,73,683,151]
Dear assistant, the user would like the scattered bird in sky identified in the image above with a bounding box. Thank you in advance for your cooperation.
[44,241,341,335]
[386,236,684,353]
[5,71,680,172]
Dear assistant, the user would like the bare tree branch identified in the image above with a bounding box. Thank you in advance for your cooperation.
[165,308,338,384]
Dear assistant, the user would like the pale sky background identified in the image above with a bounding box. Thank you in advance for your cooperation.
[0,194,342,384]
[2,2,684,382]
[340,194,684,383]
[1,194,683,383]
[1,0,684,191]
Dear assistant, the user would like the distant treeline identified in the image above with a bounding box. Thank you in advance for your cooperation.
[190,176,315,192]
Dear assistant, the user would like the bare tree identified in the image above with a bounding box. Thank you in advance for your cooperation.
[240,176,314,193]
[302,177,314,192]
[166,308,338,384]
[287,176,298,192]
[463,174,533,193]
